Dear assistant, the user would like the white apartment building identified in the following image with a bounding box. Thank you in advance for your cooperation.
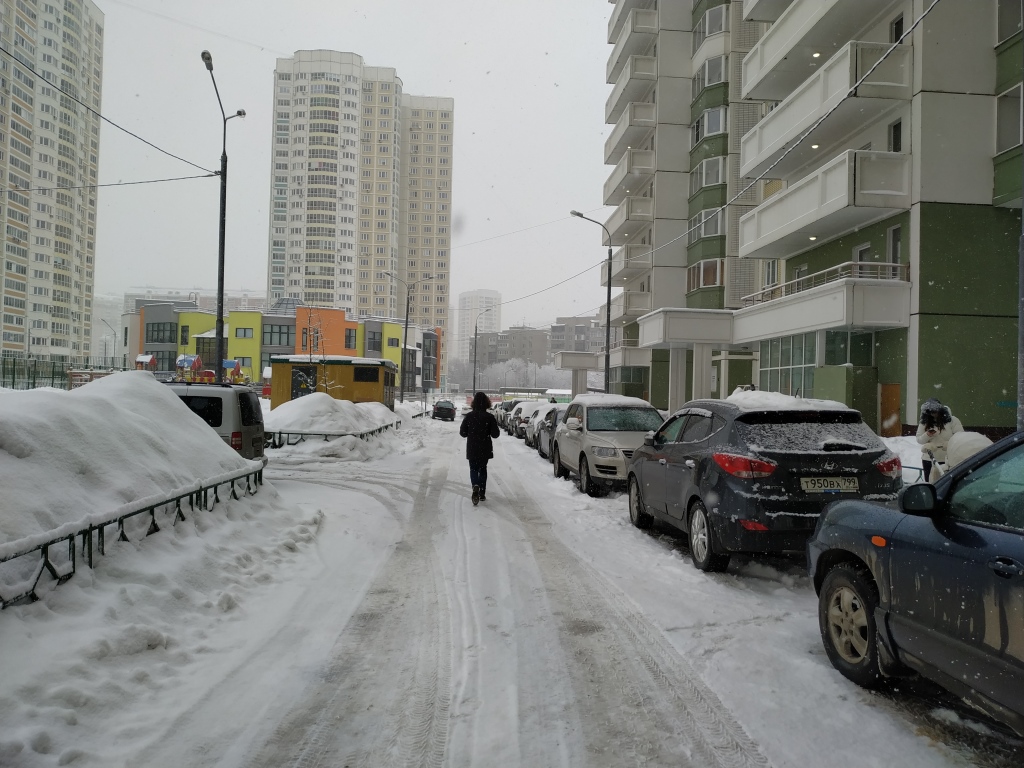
[265,50,454,339]
[455,288,501,362]
[0,0,104,361]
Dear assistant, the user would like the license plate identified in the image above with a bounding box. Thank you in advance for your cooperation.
[800,476,859,493]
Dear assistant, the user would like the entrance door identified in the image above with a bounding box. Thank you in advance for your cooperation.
[879,383,901,437]
[291,365,317,400]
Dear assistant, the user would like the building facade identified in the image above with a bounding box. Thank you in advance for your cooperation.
[598,0,1019,433]
[265,50,453,393]
[456,288,501,362]
[0,0,104,362]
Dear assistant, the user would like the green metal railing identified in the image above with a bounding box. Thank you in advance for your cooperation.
[0,358,129,391]
[0,464,264,609]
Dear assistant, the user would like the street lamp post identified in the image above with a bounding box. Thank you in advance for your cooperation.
[472,304,496,392]
[570,210,613,394]
[201,50,245,384]
[387,272,434,402]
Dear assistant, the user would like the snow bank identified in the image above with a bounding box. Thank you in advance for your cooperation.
[0,372,251,545]
[726,389,849,411]
[263,392,399,435]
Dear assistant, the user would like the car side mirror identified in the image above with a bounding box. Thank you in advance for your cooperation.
[900,483,938,516]
[566,417,581,431]
[644,431,656,446]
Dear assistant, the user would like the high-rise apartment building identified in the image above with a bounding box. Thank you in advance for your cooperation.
[456,288,501,361]
[594,0,1019,434]
[265,50,454,340]
[0,0,104,361]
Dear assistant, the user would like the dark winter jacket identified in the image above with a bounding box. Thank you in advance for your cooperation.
[460,409,499,462]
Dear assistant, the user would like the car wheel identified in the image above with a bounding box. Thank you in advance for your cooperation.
[819,563,883,688]
[553,446,568,479]
[688,501,729,572]
[579,456,604,497]
[628,476,653,530]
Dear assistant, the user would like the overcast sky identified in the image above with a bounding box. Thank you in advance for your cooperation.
[93,0,616,328]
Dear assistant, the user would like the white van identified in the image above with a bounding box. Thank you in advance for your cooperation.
[164,382,266,463]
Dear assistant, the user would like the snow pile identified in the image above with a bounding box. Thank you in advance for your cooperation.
[727,388,849,411]
[0,372,254,546]
[263,392,404,435]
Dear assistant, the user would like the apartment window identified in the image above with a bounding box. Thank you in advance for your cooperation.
[693,4,728,51]
[263,324,295,346]
[764,259,779,287]
[235,327,254,338]
[692,55,728,100]
[759,333,817,397]
[890,14,904,43]
[689,156,726,197]
[888,119,902,153]
[366,330,382,352]
[853,243,871,264]
[998,0,1023,42]
[235,357,252,368]
[144,322,177,344]
[887,225,902,269]
[180,325,189,346]
[344,328,356,348]
[687,209,723,245]
[387,337,400,347]
[692,106,727,147]
[997,85,1022,153]
[686,259,725,292]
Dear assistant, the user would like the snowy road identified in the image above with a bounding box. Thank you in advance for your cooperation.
[130,418,1021,768]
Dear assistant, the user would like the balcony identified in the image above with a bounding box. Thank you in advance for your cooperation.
[743,0,796,22]
[604,102,657,164]
[742,0,895,102]
[602,244,654,287]
[607,9,658,83]
[733,277,911,345]
[604,196,655,245]
[608,0,653,44]
[740,42,913,179]
[606,55,657,124]
[741,261,909,306]
[604,149,655,206]
[610,290,653,323]
[637,307,733,349]
[608,338,652,369]
[739,150,911,260]
[554,350,600,371]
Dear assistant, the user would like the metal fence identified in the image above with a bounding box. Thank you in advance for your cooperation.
[0,464,264,609]
[0,358,128,391]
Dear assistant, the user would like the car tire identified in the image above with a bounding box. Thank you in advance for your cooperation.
[688,501,729,572]
[628,476,653,530]
[579,456,603,497]
[553,446,569,479]
[819,563,883,689]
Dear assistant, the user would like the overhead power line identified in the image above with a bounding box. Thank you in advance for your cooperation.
[8,174,217,194]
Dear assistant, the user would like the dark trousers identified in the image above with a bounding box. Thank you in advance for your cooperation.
[469,459,489,493]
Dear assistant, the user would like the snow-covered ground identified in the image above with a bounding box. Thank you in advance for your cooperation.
[0,374,1018,767]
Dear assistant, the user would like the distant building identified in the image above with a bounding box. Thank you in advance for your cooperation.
[456,289,501,361]
[549,316,605,355]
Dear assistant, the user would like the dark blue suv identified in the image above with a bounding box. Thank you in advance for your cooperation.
[809,431,1024,736]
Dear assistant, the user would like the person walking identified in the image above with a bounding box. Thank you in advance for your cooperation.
[460,391,500,505]
[916,398,963,481]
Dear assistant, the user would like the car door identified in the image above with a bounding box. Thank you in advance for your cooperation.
[888,440,1024,715]
[663,413,714,520]
[641,413,689,517]
[559,403,583,473]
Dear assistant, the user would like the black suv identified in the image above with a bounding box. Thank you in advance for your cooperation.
[809,431,1024,736]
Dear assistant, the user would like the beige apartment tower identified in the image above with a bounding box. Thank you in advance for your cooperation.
[266,50,454,338]
[0,0,104,361]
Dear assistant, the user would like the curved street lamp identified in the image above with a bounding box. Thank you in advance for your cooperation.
[472,304,496,392]
[201,50,245,384]
[386,271,434,402]
[570,210,613,394]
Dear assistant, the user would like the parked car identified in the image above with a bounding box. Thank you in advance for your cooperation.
[627,393,900,572]
[496,399,522,429]
[809,430,1024,737]
[553,394,664,496]
[164,382,266,463]
[432,399,456,421]
[515,401,548,441]
[525,403,557,449]
[537,403,569,461]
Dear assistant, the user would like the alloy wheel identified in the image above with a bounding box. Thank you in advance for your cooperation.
[826,586,870,664]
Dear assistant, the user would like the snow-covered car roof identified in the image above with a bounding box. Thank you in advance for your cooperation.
[570,394,656,408]
[724,390,851,411]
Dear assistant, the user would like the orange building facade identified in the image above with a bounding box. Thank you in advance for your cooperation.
[294,307,359,357]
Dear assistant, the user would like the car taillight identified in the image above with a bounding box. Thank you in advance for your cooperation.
[739,520,769,531]
[874,455,902,479]
[712,452,777,478]
[230,432,243,451]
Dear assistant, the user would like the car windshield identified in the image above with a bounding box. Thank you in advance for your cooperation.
[586,406,664,432]
[735,412,880,452]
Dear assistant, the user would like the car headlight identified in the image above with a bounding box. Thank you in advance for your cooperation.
[592,446,618,458]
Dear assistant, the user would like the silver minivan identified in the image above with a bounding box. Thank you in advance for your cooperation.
[165,382,266,463]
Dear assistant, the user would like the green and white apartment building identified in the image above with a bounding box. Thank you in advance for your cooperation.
[565,0,1022,434]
